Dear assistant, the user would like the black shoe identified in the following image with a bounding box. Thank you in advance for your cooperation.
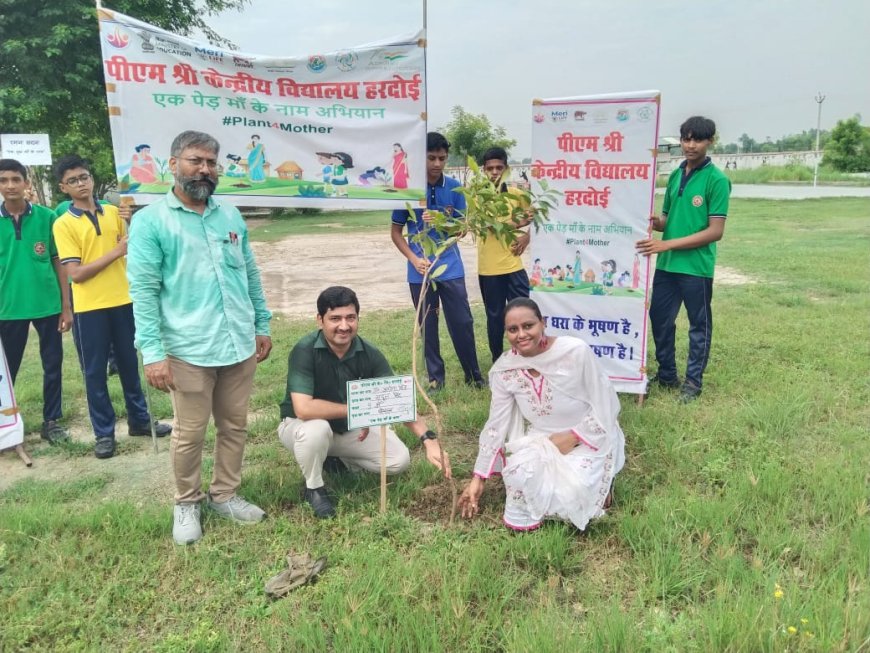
[94,437,116,459]
[427,380,444,393]
[128,420,172,437]
[649,373,681,390]
[679,382,702,404]
[467,378,488,389]
[304,487,336,519]
[323,456,348,475]
[40,420,69,444]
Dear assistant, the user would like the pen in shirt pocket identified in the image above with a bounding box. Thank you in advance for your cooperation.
[223,231,239,244]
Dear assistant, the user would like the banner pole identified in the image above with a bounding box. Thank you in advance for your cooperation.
[379,425,387,512]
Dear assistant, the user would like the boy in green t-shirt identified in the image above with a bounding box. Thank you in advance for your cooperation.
[0,159,72,442]
[636,116,731,403]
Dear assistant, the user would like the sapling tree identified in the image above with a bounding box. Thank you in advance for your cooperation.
[406,157,559,522]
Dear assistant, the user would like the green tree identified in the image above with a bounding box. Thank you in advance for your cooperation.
[0,0,247,194]
[822,116,870,172]
[441,106,517,167]
[738,133,758,153]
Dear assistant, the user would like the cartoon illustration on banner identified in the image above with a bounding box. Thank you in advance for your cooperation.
[98,9,427,208]
[530,91,660,393]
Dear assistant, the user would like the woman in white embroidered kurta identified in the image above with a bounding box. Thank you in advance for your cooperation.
[458,299,625,531]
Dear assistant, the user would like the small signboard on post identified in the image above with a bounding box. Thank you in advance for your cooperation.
[346,375,416,512]
[347,375,416,430]
[0,134,52,166]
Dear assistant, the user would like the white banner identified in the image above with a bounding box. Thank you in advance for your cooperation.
[0,133,52,166]
[530,91,660,394]
[97,8,427,209]
[0,339,25,451]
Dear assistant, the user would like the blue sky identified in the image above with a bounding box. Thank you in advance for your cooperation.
[203,0,869,156]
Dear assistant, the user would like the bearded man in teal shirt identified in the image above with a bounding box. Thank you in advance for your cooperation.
[127,130,272,545]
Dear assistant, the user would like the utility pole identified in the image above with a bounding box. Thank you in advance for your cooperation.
[813,92,825,187]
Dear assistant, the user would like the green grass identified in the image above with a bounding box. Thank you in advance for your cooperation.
[656,164,870,187]
[1,198,868,651]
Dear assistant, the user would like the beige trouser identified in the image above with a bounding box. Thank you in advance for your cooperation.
[277,417,411,489]
[168,354,257,503]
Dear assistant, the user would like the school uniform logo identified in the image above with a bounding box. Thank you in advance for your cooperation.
[692,195,704,207]
[33,241,46,255]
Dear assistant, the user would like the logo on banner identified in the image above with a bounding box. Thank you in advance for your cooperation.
[335,51,358,72]
[141,36,192,57]
[550,110,568,122]
[104,27,130,49]
[574,110,587,121]
[265,64,296,74]
[533,113,545,123]
[33,242,46,256]
[308,55,327,73]
[592,111,608,124]
[233,56,254,69]
[637,106,653,122]
[195,46,224,62]
[692,195,704,207]
[616,109,630,122]
[368,49,413,70]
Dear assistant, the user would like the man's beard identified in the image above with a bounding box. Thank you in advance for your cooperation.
[176,173,216,201]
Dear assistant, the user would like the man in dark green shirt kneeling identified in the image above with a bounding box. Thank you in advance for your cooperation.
[278,286,450,518]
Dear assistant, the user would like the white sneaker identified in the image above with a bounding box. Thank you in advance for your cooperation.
[173,502,202,545]
[207,494,266,524]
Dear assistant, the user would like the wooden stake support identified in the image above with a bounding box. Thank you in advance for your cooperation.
[379,425,387,512]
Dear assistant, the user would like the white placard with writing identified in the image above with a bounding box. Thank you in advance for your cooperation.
[347,375,416,430]
[0,134,52,166]
[0,339,25,450]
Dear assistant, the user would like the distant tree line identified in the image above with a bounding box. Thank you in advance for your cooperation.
[714,115,870,173]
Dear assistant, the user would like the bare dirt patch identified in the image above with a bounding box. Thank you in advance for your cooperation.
[715,265,757,286]
[251,231,482,317]
[405,476,506,527]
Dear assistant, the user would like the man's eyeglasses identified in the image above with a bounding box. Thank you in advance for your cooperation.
[62,173,92,187]
[180,157,219,169]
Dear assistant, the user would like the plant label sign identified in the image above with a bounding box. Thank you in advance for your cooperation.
[346,375,416,430]
[0,133,52,166]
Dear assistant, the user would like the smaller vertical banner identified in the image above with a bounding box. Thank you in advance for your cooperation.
[0,339,24,451]
[530,91,660,394]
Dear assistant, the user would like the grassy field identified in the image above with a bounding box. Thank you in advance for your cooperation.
[655,164,870,187]
[1,198,868,651]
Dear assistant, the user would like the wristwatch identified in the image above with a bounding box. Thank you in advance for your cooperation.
[419,429,438,445]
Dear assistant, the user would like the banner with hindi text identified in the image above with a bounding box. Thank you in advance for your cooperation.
[0,339,24,451]
[530,91,660,393]
[98,9,426,208]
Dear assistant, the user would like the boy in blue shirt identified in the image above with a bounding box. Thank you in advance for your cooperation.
[390,132,484,390]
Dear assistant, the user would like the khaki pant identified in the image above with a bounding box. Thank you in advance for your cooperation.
[168,354,257,503]
[277,417,410,489]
